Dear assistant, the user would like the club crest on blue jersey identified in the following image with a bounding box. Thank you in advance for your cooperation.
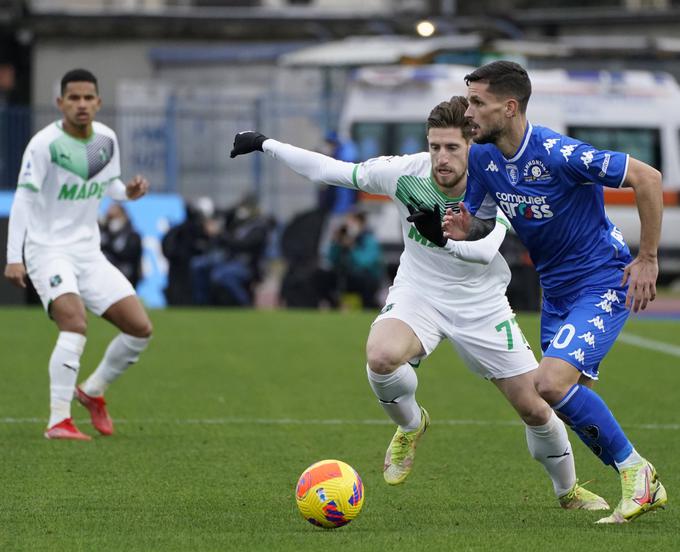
[505,164,519,185]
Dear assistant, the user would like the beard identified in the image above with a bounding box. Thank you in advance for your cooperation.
[472,124,503,145]
[434,169,464,189]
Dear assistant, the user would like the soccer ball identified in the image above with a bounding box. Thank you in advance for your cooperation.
[295,459,364,528]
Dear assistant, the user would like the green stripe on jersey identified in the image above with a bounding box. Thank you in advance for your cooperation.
[49,135,89,180]
[496,216,511,230]
[351,164,359,189]
[395,174,464,215]
[18,183,39,192]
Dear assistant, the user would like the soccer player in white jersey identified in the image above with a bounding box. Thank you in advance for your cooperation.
[4,69,153,440]
[229,97,609,511]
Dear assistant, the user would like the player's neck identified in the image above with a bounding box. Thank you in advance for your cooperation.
[62,119,93,140]
[497,118,528,159]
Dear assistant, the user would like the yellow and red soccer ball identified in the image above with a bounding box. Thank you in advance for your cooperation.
[295,459,364,528]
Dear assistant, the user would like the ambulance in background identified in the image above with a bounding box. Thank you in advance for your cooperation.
[338,65,680,280]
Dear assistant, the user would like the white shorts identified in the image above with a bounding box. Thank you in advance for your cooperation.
[25,245,136,316]
[373,284,538,380]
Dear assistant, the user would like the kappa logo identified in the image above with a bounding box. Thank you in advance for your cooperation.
[560,144,576,162]
[588,316,606,332]
[611,227,625,247]
[543,138,559,154]
[600,289,620,303]
[595,299,614,316]
[578,331,596,348]
[505,164,519,185]
[581,150,595,170]
[485,160,499,172]
[569,348,586,365]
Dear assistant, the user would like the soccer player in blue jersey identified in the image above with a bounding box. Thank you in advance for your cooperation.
[443,60,667,524]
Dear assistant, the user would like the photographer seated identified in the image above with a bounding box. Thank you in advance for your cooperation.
[317,210,384,309]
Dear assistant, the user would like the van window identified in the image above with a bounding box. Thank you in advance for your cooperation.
[567,127,661,170]
[352,123,387,159]
[395,123,427,155]
[352,122,428,159]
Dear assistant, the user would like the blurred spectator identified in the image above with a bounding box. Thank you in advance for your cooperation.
[190,194,270,307]
[99,203,142,288]
[317,210,384,309]
[161,196,216,306]
[499,231,541,312]
[279,207,328,308]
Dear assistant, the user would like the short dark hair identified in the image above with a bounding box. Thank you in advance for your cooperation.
[60,68,98,95]
[426,96,473,140]
[464,61,531,113]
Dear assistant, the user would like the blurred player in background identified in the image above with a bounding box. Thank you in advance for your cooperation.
[230,97,610,512]
[444,60,667,524]
[4,69,153,440]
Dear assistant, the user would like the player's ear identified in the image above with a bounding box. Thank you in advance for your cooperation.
[505,98,519,119]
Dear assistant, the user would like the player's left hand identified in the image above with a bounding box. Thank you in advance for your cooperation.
[126,175,149,200]
[621,255,658,312]
[406,202,446,247]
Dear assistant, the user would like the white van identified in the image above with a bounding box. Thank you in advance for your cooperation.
[338,65,680,277]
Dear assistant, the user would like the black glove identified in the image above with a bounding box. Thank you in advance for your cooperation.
[230,131,268,158]
[406,202,446,247]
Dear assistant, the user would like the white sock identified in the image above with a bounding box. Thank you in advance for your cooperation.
[615,449,644,470]
[366,363,421,431]
[48,332,87,428]
[81,333,150,397]
[525,411,576,498]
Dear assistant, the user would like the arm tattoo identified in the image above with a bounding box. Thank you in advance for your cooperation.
[467,217,495,241]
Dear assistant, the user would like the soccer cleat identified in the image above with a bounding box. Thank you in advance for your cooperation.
[44,418,91,441]
[383,406,430,485]
[75,386,114,436]
[596,460,668,524]
[559,481,610,511]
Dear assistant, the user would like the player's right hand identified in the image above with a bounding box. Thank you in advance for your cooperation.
[442,202,472,241]
[4,262,27,288]
[230,131,268,158]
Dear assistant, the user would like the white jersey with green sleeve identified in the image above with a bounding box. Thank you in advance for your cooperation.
[352,152,510,304]
[16,120,124,252]
[263,139,510,308]
[351,153,511,307]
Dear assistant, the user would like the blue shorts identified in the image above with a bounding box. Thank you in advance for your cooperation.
[541,284,630,379]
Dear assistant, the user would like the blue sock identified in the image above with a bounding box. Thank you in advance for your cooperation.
[553,384,632,469]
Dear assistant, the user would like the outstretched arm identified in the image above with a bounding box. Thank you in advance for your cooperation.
[230,131,356,188]
[620,157,663,312]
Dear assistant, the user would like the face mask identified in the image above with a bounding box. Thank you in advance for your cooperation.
[107,217,126,233]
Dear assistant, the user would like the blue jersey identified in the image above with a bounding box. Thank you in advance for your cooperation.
[465,123,633,298]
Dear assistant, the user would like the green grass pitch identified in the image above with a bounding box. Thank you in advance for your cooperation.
[0,308,677,551]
